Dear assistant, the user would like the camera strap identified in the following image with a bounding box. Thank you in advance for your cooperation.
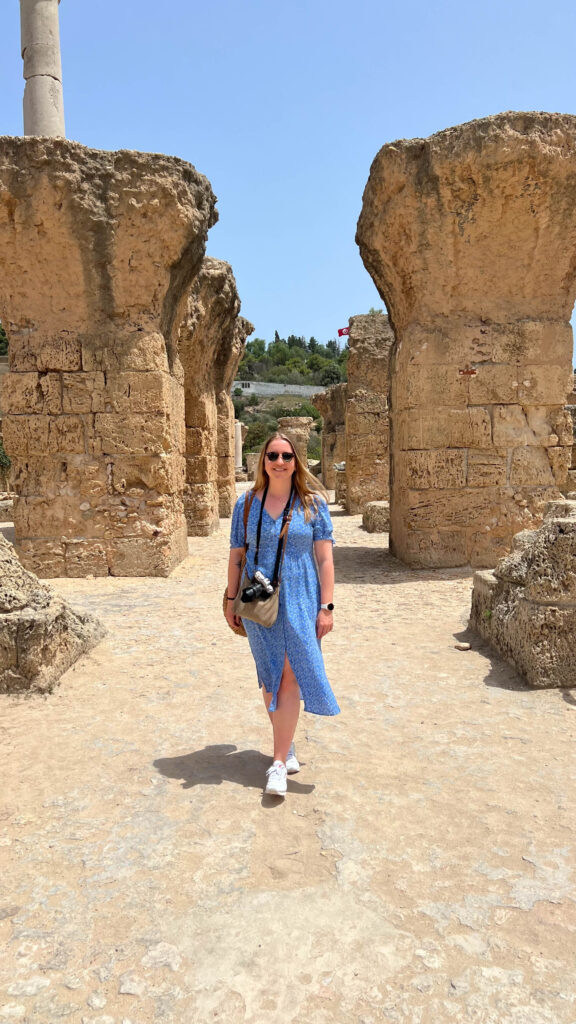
[253,482,296,585]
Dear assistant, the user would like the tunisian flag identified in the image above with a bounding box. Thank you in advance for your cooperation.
[337,327,350,337]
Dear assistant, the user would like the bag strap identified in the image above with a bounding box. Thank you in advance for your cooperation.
[274,489,297,585]
[242,491,256,553]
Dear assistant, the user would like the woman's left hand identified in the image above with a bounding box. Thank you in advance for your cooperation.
[316,609,334,640]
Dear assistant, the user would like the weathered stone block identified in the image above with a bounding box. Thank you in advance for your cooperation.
[362,501,390,532]
[0,533,104,693]
[470,500,576,686]
[467,450,507,487]
[395,450,466,490]
[509,447,555,486]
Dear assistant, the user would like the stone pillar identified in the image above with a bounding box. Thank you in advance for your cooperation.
[277,417,314,462]
[21,0,65,137]
[0,136,216,577]
[178,258,252,536]
[235,421,243,472]
[344,313,394,513]
[357,112,576,568]
[567,373,576,493]
[215,315,253,517]
[312,383,347,488]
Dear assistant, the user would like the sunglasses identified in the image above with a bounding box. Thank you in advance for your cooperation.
[265,451,295,463]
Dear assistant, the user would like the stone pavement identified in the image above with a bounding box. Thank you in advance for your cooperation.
[1,501,575,1024]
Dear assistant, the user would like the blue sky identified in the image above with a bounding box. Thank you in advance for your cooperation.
[3,0,576,345]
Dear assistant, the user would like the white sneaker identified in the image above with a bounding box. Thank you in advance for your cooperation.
[265,760,287,796]
[285,743,300,775]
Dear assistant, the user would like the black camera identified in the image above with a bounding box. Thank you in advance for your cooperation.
[241,570,275,603]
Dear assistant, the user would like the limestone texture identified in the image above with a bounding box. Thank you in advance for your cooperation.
[178,258,253,534]
[0,136,217,576]
[470,498,576,687]
[362,500,390,532]
[344,313,394,513]
[0,532,104,693]
[277,416,314,462]
[312,383,347,487]
[1,501,575,1022]
[357,112,576,568]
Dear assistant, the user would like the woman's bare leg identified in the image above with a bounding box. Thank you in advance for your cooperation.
[262,655,300,763]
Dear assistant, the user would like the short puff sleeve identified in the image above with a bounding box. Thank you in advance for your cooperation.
[312,498,335,544]
[230,494,247,548]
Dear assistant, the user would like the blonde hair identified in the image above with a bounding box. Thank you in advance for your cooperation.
[253,432,329,523]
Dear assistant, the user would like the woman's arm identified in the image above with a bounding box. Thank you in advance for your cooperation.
[314,539,334,639]
[226,546,245,628]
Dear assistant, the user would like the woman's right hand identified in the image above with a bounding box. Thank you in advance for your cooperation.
[225,601,242,631]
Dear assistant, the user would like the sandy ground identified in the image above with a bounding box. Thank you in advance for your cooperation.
[1,499,575,1024]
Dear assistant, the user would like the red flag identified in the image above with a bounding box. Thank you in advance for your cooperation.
[338,327,350,337]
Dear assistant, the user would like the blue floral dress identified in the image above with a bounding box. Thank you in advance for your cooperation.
[230,491,340,716]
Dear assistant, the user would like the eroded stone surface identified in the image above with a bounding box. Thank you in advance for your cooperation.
[312,383,347,488]
[470,498,576,686]
[362,500,390,533]
[179,258,253,534]
[357,112,576,567]
[0,136,217,576]
[277,417,314,462]
[0,533,104,693]
[345,312,394,513]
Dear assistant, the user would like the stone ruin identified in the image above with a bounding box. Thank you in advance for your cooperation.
[357,112,576,568]
[567,372,576,493]
[344,312,394,514]
[0,136,217,577]
[311,383,347,488]
[178,258,253,534]
[470,498,576,687]
[0,531,104,693]
[277,417,314,462]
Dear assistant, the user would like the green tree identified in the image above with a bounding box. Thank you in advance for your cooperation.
[308,336,319,353]
[326,338,339,357]
[246,337,266,358]
[268,340,290,366]
[319,364,342,386]
[286,334,307,350]
[0,321,8,357]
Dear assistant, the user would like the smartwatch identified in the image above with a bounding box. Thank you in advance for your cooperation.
[320,603,334,611]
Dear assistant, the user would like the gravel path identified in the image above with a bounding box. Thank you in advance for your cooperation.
[1,503,575,1023]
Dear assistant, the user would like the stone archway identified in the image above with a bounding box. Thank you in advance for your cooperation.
[357,112,576,568]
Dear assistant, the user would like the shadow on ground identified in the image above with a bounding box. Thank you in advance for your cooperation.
[335,544,475,586]
[154,744,315,796]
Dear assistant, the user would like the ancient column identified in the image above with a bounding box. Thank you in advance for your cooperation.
[0,136,216,577]
[344,312,394,513]
[21,0,65,137]
[178,258,252,535]
[277,417,314,462]
[357,112,576,568]
[312,383,347,488]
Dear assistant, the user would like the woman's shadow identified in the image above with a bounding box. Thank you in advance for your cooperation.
[154,744,315,801]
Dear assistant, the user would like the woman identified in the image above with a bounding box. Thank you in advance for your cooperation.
[226,432,339,797]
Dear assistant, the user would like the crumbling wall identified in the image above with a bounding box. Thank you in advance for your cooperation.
[312,383,347,488]
[179,259,252,535]
[0,533,104,693]
[345,313,394,514]
[470,499,576,687]
[0,136,217,576]
[357,112,576,568]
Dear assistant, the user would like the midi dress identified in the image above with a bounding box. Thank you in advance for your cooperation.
[230,491,340,716]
